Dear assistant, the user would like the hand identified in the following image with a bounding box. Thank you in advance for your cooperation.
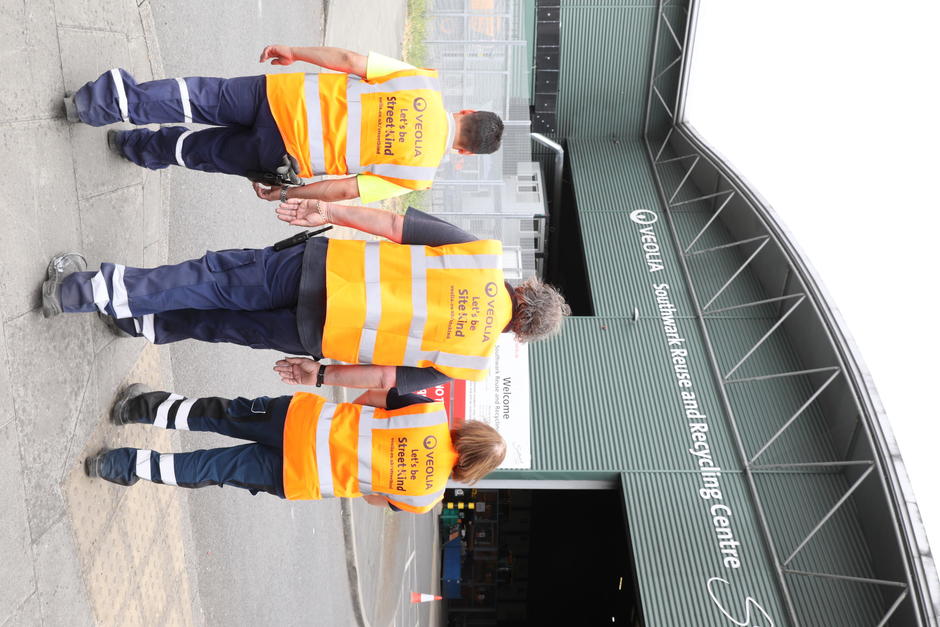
[276,198,330,227]
[259,45,296,66]
[252,181,281,201]
[274,357,320,386]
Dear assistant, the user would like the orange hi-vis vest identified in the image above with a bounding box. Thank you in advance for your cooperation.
[322,239,513,381]
[282,392,458,514]
[265,69,449,186]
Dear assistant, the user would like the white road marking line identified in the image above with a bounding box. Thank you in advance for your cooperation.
[403,550,416,573]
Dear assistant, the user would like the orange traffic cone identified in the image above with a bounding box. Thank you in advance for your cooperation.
[410,592,443,604]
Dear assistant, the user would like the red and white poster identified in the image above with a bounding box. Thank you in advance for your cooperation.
[416,335,531,468]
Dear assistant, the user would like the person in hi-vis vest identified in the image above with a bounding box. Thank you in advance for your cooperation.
[64,46,504,205]
[86,384,505,514]
[42,201,570,393]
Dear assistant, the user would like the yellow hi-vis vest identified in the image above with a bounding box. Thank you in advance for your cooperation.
[322,239,513,381]
[282,392,457,514]
[265,69,449,186]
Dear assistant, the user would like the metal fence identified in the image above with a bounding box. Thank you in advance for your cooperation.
[421,0,546,279]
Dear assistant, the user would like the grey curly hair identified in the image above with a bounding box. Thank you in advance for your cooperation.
[509,277,571,343]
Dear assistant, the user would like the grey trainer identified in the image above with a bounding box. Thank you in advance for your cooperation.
[41,253,87,318]
[111,383,152,425]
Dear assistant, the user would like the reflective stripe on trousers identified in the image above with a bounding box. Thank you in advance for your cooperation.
[134,449,178,486]
[88,263,133,318]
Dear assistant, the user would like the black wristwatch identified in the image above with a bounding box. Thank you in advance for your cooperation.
[279,186,289,203]
[316,364,327,387]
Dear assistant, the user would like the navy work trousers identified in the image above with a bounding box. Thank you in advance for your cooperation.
[73,68,286,176]
[100,392,292,497]
[58,244,309,354]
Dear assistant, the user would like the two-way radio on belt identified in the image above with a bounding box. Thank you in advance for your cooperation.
[273,226,333,251]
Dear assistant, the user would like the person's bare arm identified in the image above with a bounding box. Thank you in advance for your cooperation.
[351,389,390,408]
[259,45,367,76]
[252,177,359,203]
[362,494,391,508]
[274,199,404,242]
[274,357,397,389]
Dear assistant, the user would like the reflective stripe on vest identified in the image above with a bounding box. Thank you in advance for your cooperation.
[322,239,513,381]
[282,393,455,507]
[301,70,448,184]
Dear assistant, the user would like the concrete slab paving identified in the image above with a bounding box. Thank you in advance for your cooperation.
[0,422,36,621]
[68,122,145,203]
[0,121,81,322]
[2,593,42,627]
[52,0,129,34]
[78,184,146,270]
[6,310,96,542]
[0,0,441,624]
[0,0,64,123]
[0,1,196,624]
[63,345,199,626]
[33,519,96,627]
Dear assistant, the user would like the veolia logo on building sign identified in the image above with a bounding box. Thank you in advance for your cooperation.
[629,208,658,224]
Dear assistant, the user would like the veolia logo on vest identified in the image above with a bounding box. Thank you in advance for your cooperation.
[447,282,502,345]
[389,431,441,493]
[371,93,440,163]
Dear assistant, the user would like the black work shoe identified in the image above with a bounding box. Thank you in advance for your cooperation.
[106,129,129,160]
[41,253,87,318]
[84,449,110,478]
[111,383,152,425]
[63,92,79,123]
[84,449,138,485]
[98,312,131,338]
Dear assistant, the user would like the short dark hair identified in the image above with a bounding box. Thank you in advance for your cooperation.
[459,111,504,154]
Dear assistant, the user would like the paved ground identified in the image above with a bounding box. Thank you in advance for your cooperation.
[0,0,439,625]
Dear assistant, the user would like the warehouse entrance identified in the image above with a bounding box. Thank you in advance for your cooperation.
[442,488,643,626]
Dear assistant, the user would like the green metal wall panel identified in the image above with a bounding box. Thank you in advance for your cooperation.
[622,472,788,626]
[524,137,894,623]
[555,1,687,139]
[557,3,658,138]
[568,138,697,316]
[519,0,909,621]
[529,317,738,471]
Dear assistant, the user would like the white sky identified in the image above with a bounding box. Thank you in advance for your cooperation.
[685,0,940,555]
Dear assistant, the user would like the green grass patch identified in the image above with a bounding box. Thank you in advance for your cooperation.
[400,190,431,211]
[403,0,430,66]
[380,190,431,215]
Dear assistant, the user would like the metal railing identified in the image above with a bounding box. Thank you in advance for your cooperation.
[643,1,929,625]
[419,0,546,278]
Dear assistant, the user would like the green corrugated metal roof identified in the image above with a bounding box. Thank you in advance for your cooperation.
[622,472,787,625]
